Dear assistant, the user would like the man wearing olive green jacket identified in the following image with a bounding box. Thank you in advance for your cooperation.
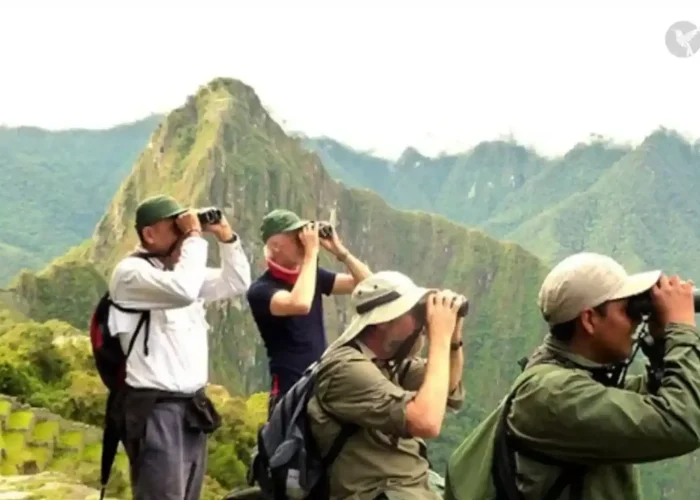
[445,252,700,500]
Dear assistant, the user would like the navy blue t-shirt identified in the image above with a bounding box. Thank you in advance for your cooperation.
[246,267,337,395]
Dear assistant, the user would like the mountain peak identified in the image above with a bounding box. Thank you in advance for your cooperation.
[395,146,429,169]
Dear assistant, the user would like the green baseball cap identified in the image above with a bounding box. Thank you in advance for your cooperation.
[260,209,309,242]
[135,194,188,230]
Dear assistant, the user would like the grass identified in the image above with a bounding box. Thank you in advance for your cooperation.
[6,410,34,431]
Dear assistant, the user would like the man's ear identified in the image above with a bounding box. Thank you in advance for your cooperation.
[579,308,596,336]
[141,226,155,246]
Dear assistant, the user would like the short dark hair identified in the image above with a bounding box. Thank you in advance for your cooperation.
[550,301,609,342]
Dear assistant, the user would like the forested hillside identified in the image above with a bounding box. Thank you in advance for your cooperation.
[0,116,161,284]
[1,77,698,498]
[305,132,700,280]
[2,77,552,482]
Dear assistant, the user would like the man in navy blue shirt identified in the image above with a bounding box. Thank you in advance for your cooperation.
[246,209,372,416]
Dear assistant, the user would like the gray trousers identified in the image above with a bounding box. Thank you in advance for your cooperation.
[125,401,208,500]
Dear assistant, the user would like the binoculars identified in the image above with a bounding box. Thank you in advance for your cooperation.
[301,220,333,239]
[626,287,700,321]
[197,207,222,225]
[412,294,470,326]
[317,221,333,240]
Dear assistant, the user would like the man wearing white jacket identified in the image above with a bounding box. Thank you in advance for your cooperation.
[107,194,251,500]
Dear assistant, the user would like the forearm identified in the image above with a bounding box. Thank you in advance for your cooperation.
[449,320,465,391]
[336,246,372,283]
[290,254,319,307]
[199,236,252,301]
[406,335,452,437]
[446,324,465,409]
[112,236,209,309]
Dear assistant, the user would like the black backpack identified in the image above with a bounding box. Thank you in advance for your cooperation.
[88,253,154,500]
[247,342,361,499]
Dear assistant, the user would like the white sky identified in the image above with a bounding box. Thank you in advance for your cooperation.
[2,0,700,159]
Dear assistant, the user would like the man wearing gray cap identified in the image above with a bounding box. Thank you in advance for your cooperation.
[445,252,700,500]
[306,270,467,499]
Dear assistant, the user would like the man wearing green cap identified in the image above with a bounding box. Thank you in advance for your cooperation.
[246,208,372,416]
[106,194,251,500]
[444,252,700,500]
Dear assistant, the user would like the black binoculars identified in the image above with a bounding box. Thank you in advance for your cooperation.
[197,207,222,225]
[627,287,700,321]
[304,220,333,239]
[412,294,470,327]
[317,222,333,240]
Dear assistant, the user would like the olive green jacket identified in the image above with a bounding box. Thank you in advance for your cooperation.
[445,322,700,500]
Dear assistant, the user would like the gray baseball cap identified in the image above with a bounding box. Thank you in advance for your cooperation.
[537,252,661,326]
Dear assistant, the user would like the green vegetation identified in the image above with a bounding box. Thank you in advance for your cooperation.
[0,115,161,285]
[6,79,552,420]
[3,77,700,498]
[0,305,266,498]
[305,131,700,282]
[2,78,553,495]
[306,132,700,497]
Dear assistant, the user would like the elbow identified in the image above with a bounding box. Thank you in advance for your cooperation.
[675,428,700,455]
[408,418,442,439]
[422,421,442,439]
[296,301,312,315]
[226,274,252,296]
[288,301,312,315]
[270,299,312,316]
[173,289,200,306]
[169,278,203,305]
[406,408,443,439]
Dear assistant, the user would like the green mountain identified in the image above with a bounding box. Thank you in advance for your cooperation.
[304,131,700,281]
[3,77,551,479]
[3,78,698,498]
[0,115,162,285]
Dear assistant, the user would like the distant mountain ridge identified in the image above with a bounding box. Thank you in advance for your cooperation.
[304,129,700,279]
[0,114,162,284]
[3,78,556,486]
[2,80,700,498]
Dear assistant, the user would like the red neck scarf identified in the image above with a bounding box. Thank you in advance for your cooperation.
[267,257,300,285]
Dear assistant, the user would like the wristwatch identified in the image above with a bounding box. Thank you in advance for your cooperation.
[450,340,463,351]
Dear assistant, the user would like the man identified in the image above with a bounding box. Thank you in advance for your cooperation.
[246,209,372,414]
[306,270,467,499]
[445,252,700,500]
[107,194,251,500]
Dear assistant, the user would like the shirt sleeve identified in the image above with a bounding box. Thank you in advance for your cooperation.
[319,351,416,438]
[109,236,210,309]
[318,267,337,296]
[199,237,252,302]
[246,280,278,315]
[508,323,700,465]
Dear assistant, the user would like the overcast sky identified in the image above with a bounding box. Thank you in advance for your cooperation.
[2,0,700,159]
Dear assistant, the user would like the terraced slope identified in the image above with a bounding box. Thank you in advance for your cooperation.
[0,394,129,499]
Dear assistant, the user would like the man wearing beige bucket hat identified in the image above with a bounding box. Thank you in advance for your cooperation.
[306,270,468,499]
[445,252,700,500]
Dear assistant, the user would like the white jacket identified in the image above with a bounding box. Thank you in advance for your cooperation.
[107,234,251,393]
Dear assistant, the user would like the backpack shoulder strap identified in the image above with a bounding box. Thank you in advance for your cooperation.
[492,363,586,500]
[317,339,363,467]
[109,252,158,356]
